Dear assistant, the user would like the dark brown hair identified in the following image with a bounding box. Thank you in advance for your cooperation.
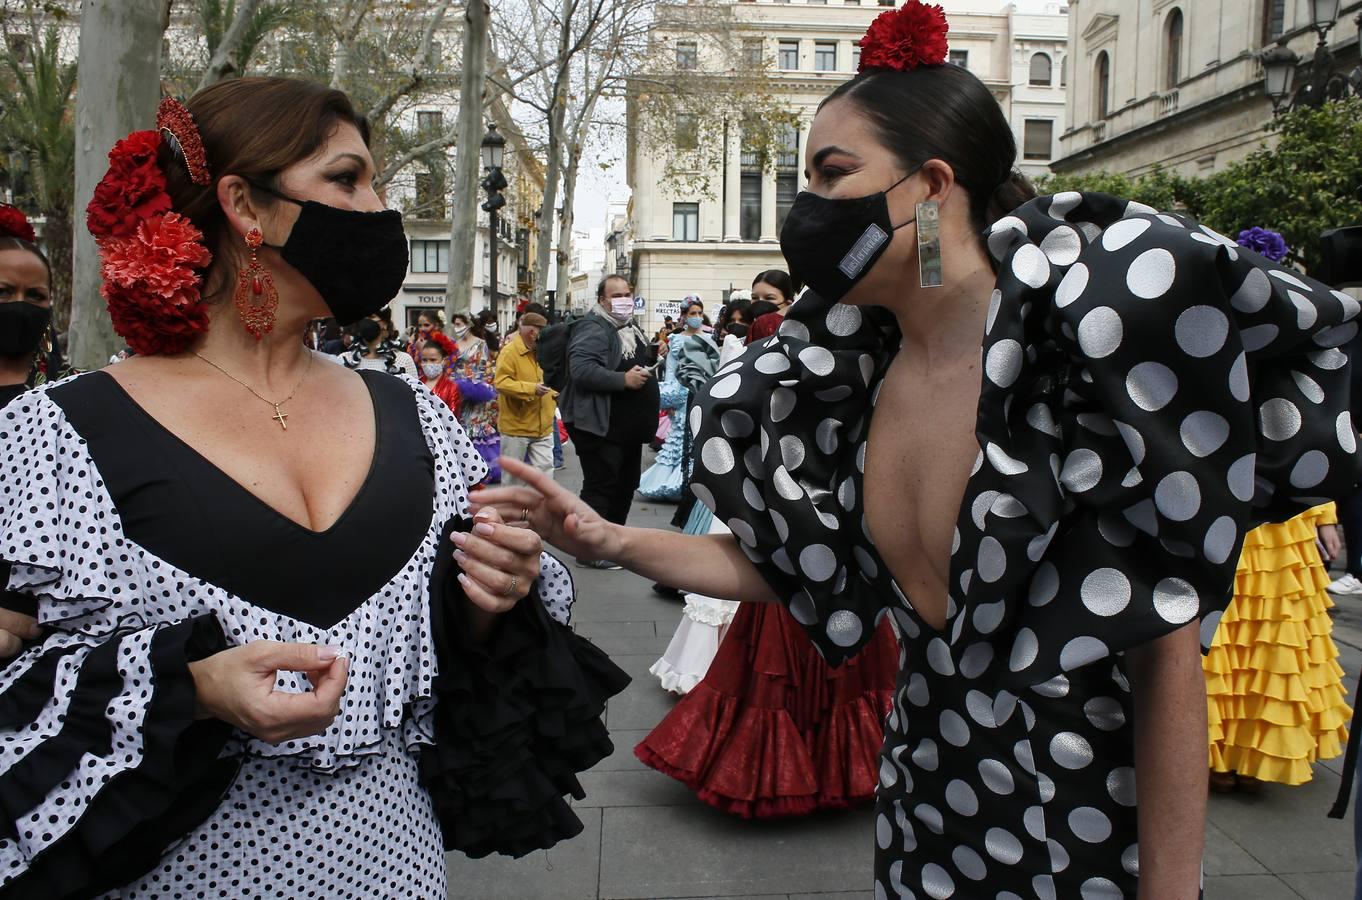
[160,77,370,299]
[596,273,631,301]
[751,269,795,304]
[824,64,1035,240]
[0,236,50,278]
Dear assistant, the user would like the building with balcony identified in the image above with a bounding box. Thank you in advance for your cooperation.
[625,0,1067,333]
[1054,0,1362,177]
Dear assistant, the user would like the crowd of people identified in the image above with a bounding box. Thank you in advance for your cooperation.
[2,2,1362,898]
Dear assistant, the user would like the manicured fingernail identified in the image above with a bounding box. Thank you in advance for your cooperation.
[451,531,468,547]
[473,509,493,521]
[457,573,472,589]
[473,522,495,536]
[317,644,343,662]
[453,549,468,565]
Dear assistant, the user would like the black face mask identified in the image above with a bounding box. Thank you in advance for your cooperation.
[778,170,917,303]
[0,302,51,358]
[249,181,409,326]
[726,323,749,339]
[355,319,382,344]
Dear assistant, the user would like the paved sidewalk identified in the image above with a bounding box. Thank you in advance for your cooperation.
[446,447,1360,899]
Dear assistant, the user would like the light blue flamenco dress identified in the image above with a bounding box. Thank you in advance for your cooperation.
[638,333,717,501]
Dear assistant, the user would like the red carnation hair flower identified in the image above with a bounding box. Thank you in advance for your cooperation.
[97,212,213,356]
[859,1,949,74]
[0,204,36,243]
[426,330,457,358]
[86,130,172,240]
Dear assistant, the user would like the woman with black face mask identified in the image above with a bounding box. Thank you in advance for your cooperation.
[0,78,625,898]
[340,307,418,376]
[473,4,1361,897]
[0,205,60,407]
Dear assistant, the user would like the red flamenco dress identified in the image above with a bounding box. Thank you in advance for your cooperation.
[635,603,900,818]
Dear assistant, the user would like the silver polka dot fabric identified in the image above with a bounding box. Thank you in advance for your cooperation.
[691,192,1362,896]
[0,374,577,895]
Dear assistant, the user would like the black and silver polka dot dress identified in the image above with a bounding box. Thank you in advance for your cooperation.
[690,192,1362,898]
[0,370,618,899]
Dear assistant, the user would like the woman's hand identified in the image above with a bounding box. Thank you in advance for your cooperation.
[470,457,623,564]
[0,608,41,658]
[450,506,542,615]
[1319,524,1343,562]
[188,642,349,744]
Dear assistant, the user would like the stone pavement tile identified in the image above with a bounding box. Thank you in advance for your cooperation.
[577,621,659,639]
[611,652,670,682]
[575,596,667,623]
[1281,870,1354,898]
[590,729,651,773]
[1204,874,1301,899]
[607,675,681,730]
[1208,773,1354,874]
[789,893,872,899]
[599,805,873,898]
[443,808,601,900]
[590,632,675,657]
[576,769,700,808]
[1204,820,1268,876]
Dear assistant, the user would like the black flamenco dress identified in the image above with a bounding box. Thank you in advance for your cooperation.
[689,193,1362,897]
[0,368,627,899]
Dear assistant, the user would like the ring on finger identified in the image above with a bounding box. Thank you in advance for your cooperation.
[503,574,519,597]
[521,506,530,522]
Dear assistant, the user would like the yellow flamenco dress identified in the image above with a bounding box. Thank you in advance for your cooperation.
[1205,504,1352,785]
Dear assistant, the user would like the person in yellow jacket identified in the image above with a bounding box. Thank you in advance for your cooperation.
[1205,503,1352,791]
[494,311,556,487]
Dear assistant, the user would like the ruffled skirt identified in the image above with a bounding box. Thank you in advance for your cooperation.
[636,602,899,817]
[1205,509,1352,785]
[638,408,686,501]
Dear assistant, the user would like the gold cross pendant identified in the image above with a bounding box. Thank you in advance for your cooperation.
[272,404,288,430]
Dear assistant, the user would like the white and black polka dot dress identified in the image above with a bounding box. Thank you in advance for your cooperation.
[0,370,610,899]
[689,192,1362,898]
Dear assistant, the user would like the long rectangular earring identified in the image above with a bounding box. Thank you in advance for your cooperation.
[916,200,943,288]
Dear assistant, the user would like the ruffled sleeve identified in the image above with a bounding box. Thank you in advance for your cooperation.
[0,386,236,897]
[418,516,629,858]
[974,193,1362,689]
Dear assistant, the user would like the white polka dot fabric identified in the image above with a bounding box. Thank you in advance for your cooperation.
[691,192,1362,896]
[0,374,577,896]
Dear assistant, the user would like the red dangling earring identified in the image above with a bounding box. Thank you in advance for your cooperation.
[233,226,278,339]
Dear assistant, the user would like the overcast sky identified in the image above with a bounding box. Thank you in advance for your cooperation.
[570,0,1068,232]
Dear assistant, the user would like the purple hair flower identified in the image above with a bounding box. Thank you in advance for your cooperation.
[1236,227,1290,262]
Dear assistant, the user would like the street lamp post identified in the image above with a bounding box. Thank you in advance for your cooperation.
[480,123,507,321]
[1264,0,1352,112]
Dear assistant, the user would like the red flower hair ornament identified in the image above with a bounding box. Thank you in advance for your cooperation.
[858,1,950,74]
[426,330,458,358]
[0,204,37,244]
[86,97,213,356]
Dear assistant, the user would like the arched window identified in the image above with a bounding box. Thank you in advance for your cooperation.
[1029,52,1052,86]
[1165,8,1184,89]
[1094,51,1110,119]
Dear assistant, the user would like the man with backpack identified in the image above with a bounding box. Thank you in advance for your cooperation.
[541,274,658,569]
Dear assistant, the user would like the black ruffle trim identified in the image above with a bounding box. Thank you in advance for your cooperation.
[4,615,238,900]
[421,517,630,858]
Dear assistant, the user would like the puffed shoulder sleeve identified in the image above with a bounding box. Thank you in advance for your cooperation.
[418,516,629,858]
[0,389,237,898]
[977,193,1362,689]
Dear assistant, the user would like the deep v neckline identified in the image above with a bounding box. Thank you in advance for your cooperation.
[96,368,383,536]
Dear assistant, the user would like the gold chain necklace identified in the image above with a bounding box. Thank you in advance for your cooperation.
[194,350,315,431]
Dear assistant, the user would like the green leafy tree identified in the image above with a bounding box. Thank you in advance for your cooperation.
[1,26,76,328]
[1196,97,1362,272]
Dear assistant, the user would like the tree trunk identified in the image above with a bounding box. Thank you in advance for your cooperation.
[445,0,488,322]
[554,148,577,310]
[533,99,564,306]
[70,0,165,370]
[45,206,73,333]
[198,0,263,90]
